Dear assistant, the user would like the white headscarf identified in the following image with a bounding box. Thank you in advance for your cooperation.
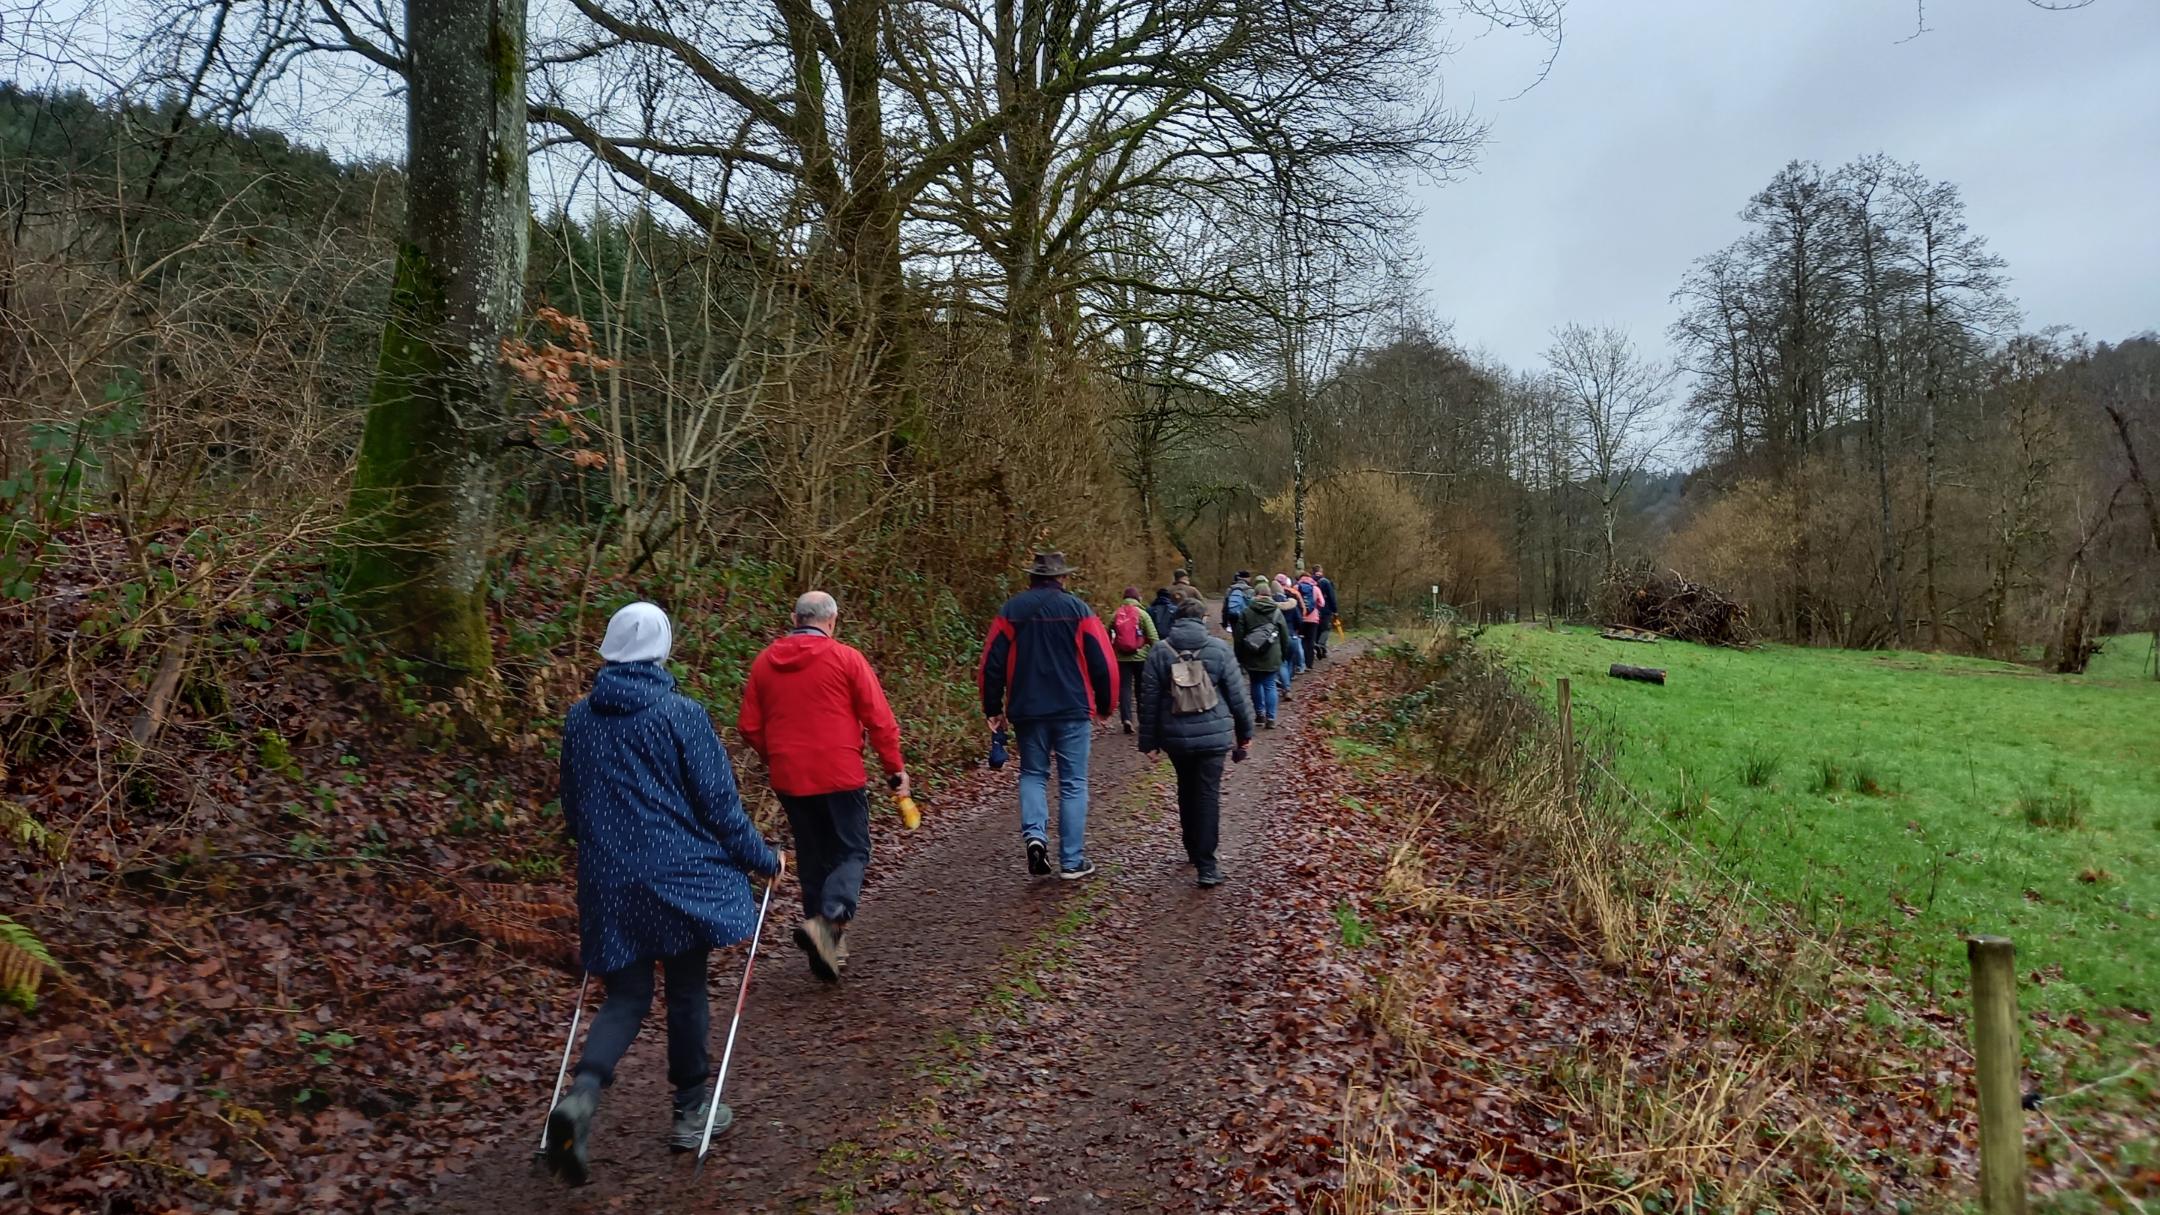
[599,601,672,664]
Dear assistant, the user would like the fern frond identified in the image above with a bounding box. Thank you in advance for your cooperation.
[0,914,56,968]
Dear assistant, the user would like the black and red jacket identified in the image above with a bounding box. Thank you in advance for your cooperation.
[978,585,1118,723]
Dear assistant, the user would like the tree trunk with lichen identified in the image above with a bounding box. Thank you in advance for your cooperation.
[343,0,529,685]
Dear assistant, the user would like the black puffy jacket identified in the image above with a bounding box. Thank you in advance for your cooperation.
[1147,590,1178,637]
[1137,617,1256,756]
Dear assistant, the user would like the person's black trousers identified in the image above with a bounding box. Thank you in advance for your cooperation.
[1118,659,1143,725]
[1168,750,1226,867]
[1301,621,1324,663]
[782,788,872,923]
[574,948,711,1107]
[1316,615,1333,659]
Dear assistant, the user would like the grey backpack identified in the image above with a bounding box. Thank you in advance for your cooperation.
[1169,650,1219,715]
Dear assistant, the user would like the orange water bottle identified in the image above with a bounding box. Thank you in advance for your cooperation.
[889,774,921,830]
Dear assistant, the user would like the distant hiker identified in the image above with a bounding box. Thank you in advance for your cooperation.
[1172,568,1194,590]
[548,602,784,1183]
[1147,586,1179,638]
[1222,569,1253,630]
[1138,594,1254,886]
[1109,585,1162,734]
[1273,575,1306,686]
[979,551,1119,879]
[1233,582,1288,728]
[739,590,907,982]
[1313,565,1338,659]
[1295,572,1325,666]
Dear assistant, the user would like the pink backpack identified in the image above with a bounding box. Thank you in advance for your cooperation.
[1111,603,1145,656]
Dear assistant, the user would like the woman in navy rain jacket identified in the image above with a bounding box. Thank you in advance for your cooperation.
[544,602,782,1186]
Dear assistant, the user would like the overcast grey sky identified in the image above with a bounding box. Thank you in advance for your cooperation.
[1420,0,2160,373]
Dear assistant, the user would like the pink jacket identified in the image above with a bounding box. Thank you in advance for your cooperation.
[1295,576,1322,624]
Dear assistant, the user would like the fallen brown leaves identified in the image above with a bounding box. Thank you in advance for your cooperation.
[0,523,990,1213]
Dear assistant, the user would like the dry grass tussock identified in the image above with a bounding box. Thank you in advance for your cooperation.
[1386,626,1657,965]
[1330,1048,1845,1215]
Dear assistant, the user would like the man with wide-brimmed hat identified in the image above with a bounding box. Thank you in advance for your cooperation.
[978,550,1118,879]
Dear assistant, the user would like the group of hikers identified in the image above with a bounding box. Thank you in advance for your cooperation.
[541,551,1340,1185]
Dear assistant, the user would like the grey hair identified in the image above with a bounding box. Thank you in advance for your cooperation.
[793,590,839,626]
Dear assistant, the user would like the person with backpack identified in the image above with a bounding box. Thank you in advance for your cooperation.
[1221,570,1253,630]
[1147,586,1178,638]
[1295,572,1325,666]
[1232,582,1288,728]
[1312,565,1338,660]
[1272,575,1305,696]
[1108,585,1161,734]
[1137,593,1254,886]
[979,551,1119,880]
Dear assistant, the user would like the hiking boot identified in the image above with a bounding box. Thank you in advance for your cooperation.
[1198,862,1225,888]
[543,1080,598,1185]
[1026,837,1052,876]
[1059,859,1097,881]
[833,923,850,970]
[1121,718,1135,734]
[669,1087,732,1152]
[792,916,840,982]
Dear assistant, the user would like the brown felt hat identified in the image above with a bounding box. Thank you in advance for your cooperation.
[1021,550,1080,577]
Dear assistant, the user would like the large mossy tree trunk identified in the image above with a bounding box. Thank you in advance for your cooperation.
[344,0,529,684]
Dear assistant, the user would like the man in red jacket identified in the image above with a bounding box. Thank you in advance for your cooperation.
[740,590,908,981]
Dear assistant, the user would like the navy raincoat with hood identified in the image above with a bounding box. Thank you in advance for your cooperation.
[560,661,781,976]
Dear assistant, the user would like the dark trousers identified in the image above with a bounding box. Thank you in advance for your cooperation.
[1300,621,1323,662]
[575,949,710,1107]
[1316,615,1334,659]
[1118,660,1143,724]
[1168,750,1226,866]
[782,788,872,923]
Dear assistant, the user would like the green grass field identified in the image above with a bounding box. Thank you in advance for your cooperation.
[1483,624,2160,1044]
[2084,630,2158,683]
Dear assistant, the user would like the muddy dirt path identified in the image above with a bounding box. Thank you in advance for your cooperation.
[432,625,1364,1214]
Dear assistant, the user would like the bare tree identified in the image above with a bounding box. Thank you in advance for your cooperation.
[1891,168,2012,647]
[1543,323,1677,576]
[1841,153,1917,643]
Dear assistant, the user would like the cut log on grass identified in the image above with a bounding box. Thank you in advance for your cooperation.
[1609,663,1666,685]
[1599,626,1661,643]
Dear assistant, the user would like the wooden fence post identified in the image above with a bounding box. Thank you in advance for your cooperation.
[1967,935,2027,1215]
[1556,677,1576,796]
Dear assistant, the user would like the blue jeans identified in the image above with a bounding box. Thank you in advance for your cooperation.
[1017,717,1092,869]
[1287,633,1306,673]
[1249,672,1279,720]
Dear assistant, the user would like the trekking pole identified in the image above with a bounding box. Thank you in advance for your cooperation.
[694,857,782,1175]
[535,973,590,1159]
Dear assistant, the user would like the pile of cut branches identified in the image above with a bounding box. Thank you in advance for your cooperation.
[1596,566,1755,647]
